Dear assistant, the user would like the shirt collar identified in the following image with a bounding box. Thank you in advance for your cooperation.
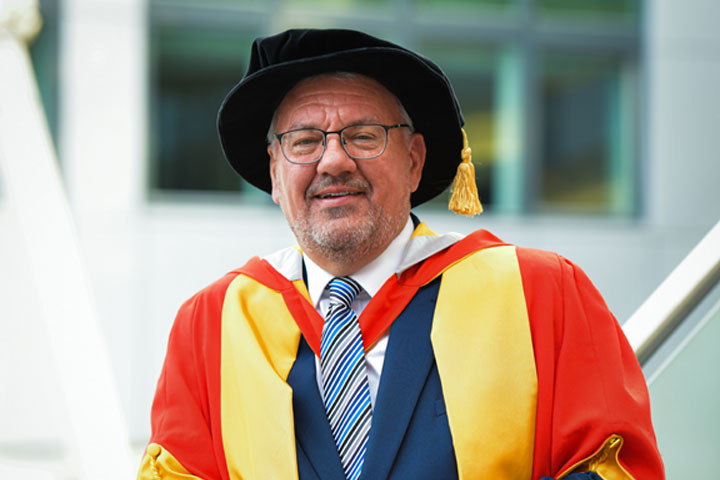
[262,218,465,295]
[304,217,414,308]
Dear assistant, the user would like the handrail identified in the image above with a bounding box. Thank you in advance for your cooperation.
[624,220,720,365]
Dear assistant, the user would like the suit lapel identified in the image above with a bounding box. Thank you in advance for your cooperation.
[360,278,441,480]
[287,337,345,479]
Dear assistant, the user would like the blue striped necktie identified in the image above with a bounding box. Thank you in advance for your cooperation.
[320,276,372,480]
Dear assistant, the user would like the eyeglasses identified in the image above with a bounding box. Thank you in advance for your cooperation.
[273,123,412,164]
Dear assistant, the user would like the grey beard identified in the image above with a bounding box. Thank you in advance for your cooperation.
[291,204,398,265]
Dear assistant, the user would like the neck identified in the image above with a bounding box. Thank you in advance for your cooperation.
[302,239,391,277]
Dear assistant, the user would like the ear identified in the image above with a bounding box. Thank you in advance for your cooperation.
[407,133,427,193]
[268,144,281,205]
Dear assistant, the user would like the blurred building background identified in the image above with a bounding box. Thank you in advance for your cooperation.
[1,0,718,477]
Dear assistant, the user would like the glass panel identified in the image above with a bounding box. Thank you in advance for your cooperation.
[285,0,390,6]
[537,0,639,22]
[152,0,258,4]
[280,0,394,20]
[417,0,515,12]
[416,42,498,208]
[648,296,720,477]
[492,47,524,214]
[419,0,513,4]
[415,0,517,20]
[150,25,255,193]
[537,52,634,214]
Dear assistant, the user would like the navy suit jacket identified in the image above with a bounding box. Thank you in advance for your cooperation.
[287,277,459,479]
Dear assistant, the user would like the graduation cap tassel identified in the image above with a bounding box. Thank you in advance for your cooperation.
[448,129,483,216]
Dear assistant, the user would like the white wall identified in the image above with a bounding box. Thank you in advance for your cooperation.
[646,0,720,229]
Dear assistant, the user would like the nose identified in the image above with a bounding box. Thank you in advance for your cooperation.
[316,133,357,177]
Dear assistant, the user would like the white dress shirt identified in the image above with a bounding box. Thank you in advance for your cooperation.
[304,217,414,407]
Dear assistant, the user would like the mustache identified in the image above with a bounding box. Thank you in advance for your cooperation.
[305,174,370,198]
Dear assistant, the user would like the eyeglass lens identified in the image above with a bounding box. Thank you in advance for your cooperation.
[281,124,388,164]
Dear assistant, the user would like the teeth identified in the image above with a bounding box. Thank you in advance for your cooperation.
[318,192,358,199]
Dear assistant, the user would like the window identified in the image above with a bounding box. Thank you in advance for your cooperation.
[416,42,498,207]
[149,4,260,197]
[539,52,636,214]
[149,0,641,215]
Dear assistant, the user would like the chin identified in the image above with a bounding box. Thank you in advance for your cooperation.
[311,217,375,252]
[290,203,405,260]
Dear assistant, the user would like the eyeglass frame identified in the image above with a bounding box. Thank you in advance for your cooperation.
[272,123,413,165]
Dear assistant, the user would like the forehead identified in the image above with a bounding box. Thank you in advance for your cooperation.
[273,74,401,128]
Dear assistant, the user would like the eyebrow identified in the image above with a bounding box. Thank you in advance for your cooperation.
[283,116,382,132]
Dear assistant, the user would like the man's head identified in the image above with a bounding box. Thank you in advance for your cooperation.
[216,29,479,270]
[267,73,426,273]
[218,28,467,206]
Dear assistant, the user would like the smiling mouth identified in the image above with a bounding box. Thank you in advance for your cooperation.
[316,191,362,199]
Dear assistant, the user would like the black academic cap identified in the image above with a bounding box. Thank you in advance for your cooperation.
[217,28,465,207]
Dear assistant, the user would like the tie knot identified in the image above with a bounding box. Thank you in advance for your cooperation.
[327,276,361,309]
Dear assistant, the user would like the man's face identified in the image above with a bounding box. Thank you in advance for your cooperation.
[268,74,426,267]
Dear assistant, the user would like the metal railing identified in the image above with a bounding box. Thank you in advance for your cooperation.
[624,220,720,365]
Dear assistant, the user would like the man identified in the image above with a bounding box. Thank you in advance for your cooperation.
[139,29,664,479]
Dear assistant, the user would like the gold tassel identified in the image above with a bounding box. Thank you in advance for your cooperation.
[448,129,483,216]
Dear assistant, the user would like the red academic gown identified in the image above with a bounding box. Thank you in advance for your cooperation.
[138,228,664,479]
